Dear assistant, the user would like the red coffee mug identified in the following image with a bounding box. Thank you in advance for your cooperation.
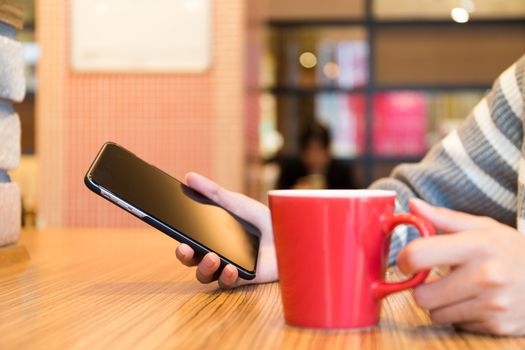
[268,189,435,329]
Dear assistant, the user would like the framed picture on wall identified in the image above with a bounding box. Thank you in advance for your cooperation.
[71,0,212,72]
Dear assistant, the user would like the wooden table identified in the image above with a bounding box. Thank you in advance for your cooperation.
[1,229,524,349]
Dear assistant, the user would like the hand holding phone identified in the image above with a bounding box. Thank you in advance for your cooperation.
[85,143,268,281]
[177,172,278,288]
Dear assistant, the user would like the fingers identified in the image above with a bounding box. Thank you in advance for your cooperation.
[185,172,224,204]
[409,198,498,234]
[397,231,493,275]
[176,244,221,284]
[185,172,270,228]
[195,252,222,284]
[196,258,242,288]
[218,264,240,289]
[429,297,482,326]
[175,244,199,266]
[196,256,241,288]
[428,294,512,335]
[177,247,241,287]
[412,263,480,310]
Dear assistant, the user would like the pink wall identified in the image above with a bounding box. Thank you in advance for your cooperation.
[65,75,213,227]
[37,1,250,227]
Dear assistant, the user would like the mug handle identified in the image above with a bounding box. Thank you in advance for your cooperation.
[372,212,436,300]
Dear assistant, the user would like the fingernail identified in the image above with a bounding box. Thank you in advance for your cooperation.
[225,266,234,277]
[179,245,189,256]
[205,257,216,268]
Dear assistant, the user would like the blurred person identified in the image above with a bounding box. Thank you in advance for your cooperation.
[176,54,525,336]
[277,122,359,190]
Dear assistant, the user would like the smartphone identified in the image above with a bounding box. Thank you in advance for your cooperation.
[85,142,260,280]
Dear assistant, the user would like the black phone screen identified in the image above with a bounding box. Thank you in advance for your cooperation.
[89,143,260,272]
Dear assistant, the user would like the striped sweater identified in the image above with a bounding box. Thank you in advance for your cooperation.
[370,54,525,264]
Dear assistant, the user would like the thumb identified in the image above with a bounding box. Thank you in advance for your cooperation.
[185,172,269,228]
[409,198,495,234]
[185,172,222,199]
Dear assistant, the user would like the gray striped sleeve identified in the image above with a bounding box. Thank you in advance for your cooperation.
[371,54,525,264]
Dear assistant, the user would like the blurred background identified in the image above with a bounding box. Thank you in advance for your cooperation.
[10,0,525,228]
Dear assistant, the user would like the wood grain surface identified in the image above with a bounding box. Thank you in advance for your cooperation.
[1,229,524,349]
[0,244,29,267]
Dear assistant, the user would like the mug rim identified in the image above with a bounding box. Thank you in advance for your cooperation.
[268,189,397,198]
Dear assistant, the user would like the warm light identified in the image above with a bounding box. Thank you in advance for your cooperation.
[451,7,470,23]
[323,62,340,80]
[299,52,317,68]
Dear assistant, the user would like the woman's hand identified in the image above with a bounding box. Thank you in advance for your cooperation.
[398,198,525,336]
[175,172,278,288]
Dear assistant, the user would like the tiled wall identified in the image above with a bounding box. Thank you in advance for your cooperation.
[37,0,249,227]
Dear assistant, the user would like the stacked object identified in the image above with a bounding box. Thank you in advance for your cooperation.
[0,0,24,246]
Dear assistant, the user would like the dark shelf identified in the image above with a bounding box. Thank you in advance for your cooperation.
[263,84,490,95]
[366,155,424,163]
[265,18,525,28]
[376,18,525,28]
[263,86,365,95]
[340,155,425,164]
[266,18,365,28]
[22,21,35,31]
[374,84,491,92]
[266,155,425,164]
